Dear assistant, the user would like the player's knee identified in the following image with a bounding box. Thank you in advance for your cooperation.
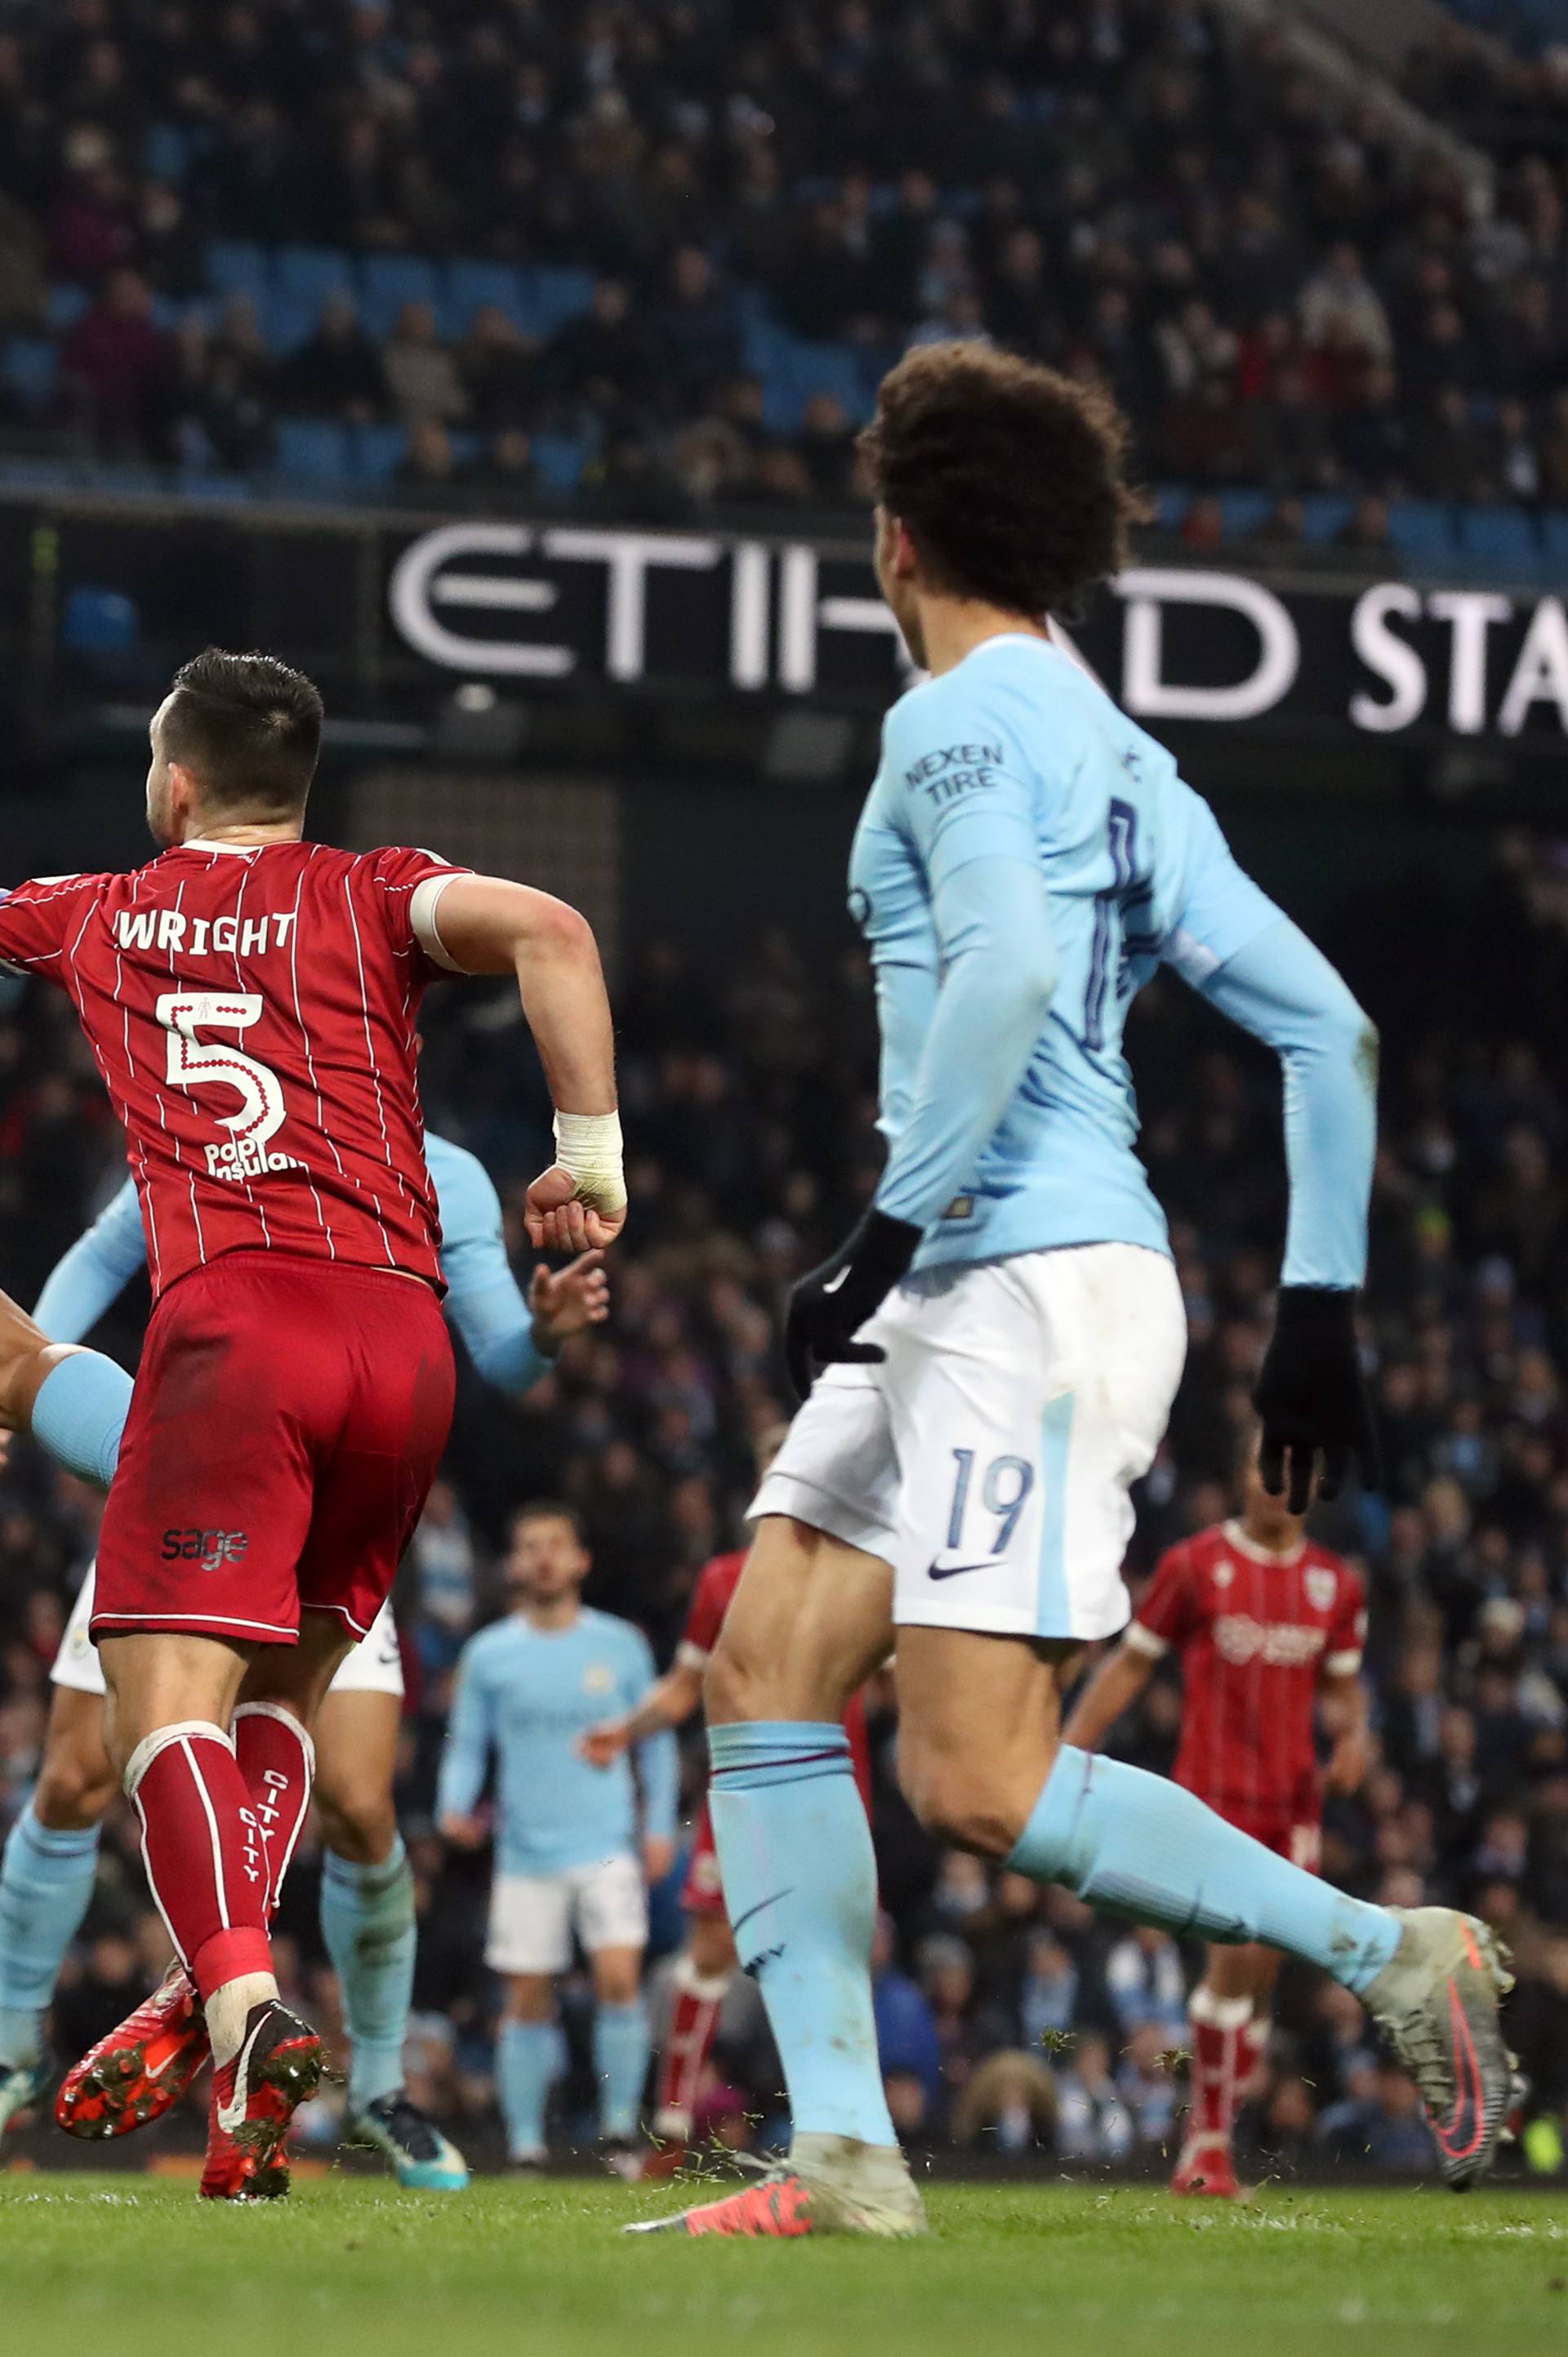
[593,1957,642,2008]
[504,1976,554,2025]
[33,1743,117,1831]
[898,1748,1022,1860]
[316,1780,397,1866]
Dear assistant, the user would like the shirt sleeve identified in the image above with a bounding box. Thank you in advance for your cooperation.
[434,1145,550,1395]
[365,848,472,970]
[33,1179,147,1339]
[1324,1563,1368,1676]
[677,1557,731,1669]
[1125,1545,1196,1659]
[1158,790,1283,990]
[0,875,104,977]
[625,1628,679,1842]
[873,684,1059,1230]
[436,1643,494,1820]
[1196,916,1377,1289]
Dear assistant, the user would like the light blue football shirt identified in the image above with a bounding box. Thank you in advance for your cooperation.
[855,633,1374,1288]
[437,1606,678,1876]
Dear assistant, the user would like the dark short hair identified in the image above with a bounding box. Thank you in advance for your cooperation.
[160,648,323,816]
[859,343,1147,620]
[510,1499,588,1547]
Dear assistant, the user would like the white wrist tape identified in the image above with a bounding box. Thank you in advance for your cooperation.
[553,1110,626,1214]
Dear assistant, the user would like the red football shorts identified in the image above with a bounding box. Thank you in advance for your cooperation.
[1214,1798,1322,1874]
[93,1250,454,1648]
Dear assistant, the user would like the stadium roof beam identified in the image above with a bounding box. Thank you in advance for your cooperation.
[1209,0,1493,198]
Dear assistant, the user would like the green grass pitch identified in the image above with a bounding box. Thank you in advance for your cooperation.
[2,2175,1565,2357]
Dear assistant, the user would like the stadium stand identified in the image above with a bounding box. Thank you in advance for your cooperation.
[0,2,1564,581]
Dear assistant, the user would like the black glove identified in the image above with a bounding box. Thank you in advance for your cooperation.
[1253,1285,1379,1514]
[784,1209,922,1403]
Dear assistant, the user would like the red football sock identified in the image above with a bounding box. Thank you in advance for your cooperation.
[127,1721,274,2001]
[654,1955,733,2139]
[1186,1989,1253,2145]
[233,1703,316,1920]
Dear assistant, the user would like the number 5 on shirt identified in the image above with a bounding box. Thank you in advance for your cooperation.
[154,991,297,1181]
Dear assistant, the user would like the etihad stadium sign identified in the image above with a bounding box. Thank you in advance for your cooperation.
[2,492,1561,746]
[387,520,1568,742]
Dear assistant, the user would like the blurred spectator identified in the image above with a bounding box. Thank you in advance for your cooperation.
[56,266,172,456]
[279,293,387,423]
[394,417,457,494]
[1055,2034,1136,2163]
[382,301,468,427]
[461,309,541,432]
[1335,493,1395,560]
[1298,243,1393,367]
[458,426,542,509]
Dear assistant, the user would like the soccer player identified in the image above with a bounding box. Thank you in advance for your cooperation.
[438,1502,677,2175]
[1064,1439,1372,2199]
[0,1147,608,2190]
[634,345,1512,2239]
[0,648,624,2198]
[581,1431,873,2168]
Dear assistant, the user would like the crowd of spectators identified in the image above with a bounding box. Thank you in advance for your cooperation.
[2,825,1568,2177]
[1,3,1567,518]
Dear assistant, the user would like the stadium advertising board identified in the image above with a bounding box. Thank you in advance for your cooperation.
[387,519,1568,742]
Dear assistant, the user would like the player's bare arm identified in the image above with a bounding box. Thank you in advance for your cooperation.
[1060,1639,1157,1753]
[578,1660,703,1768]
[417,876,624,1254]
[0,1285,128,1493]
[0,1290,81,1432]
[1319,1664,1373,1793]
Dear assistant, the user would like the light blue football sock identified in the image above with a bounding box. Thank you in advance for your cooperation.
[497,2018,556,2159]
[1009,1746,1401,1994]
[594,1998,649,2141]
[29,1351,132,1489]
[709,1721,896,2149]
[0,1802,101,2065]
[319,1837,417,2114]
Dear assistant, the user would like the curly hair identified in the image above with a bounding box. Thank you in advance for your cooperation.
[858,343,1147,620]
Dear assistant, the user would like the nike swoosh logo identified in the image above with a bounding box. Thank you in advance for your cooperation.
[821,1269,850,1294]
[216,2014,267,2134]
[144,2045,185,2082]
[730,1887,794,1937]
[1434,1976,1484,2164]
[926,1557,1004,1581]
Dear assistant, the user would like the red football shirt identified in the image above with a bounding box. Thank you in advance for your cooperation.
[0,839,465,1297]
[678,1548,873,1804]
[1127,1520,1365,1822]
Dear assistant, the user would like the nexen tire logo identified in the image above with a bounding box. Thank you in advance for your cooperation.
[387,523,1568,738]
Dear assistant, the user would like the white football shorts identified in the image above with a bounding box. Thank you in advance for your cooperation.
[51,1567,404,1700]
[486,1854,649,1976]
[753,1242,1187,1642]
